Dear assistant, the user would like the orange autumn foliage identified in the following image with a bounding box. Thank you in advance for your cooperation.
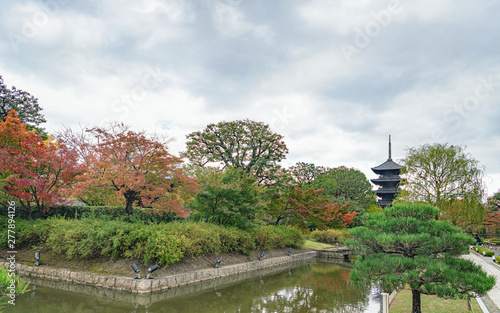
[0,110,82,219]
[62,123,198,217]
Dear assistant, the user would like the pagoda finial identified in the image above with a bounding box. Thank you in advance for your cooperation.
[388,135,392,160]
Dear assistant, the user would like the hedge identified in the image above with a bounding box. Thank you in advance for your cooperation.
[0,205,181,223]
[472,245,495,257]
[309,229,351,244]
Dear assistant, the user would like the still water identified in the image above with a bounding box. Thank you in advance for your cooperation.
[6,260,380,313]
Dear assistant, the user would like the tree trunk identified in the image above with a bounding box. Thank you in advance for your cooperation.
[411,289,422,313]
[275,216,283,225]
[26,205,32,221]
[125,197,134,215]
[36,203,43,219]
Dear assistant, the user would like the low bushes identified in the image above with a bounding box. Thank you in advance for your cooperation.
[472,245,495,257]
[252,226,304,251]
[0,217,304,267]
[309,228,351,244]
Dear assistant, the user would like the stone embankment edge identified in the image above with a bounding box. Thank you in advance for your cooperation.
[2,251,323,294]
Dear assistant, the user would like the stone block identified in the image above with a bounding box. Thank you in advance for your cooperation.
[136,279,152,293]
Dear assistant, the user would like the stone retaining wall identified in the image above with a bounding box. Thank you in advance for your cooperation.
[22,258,325,306]
[2,251,318,294]
[316,247,354,260]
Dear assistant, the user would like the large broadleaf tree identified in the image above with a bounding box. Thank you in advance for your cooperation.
[183,119,288,185]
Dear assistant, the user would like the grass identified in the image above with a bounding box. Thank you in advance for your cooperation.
[390,288,483,313]
[301,239,336,250]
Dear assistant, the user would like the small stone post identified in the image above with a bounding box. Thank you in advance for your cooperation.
[382,292,389,313]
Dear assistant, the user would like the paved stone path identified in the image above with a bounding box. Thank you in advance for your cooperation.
[463,250,500,313]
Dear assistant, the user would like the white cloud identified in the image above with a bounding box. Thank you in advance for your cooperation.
[1,0,499,196]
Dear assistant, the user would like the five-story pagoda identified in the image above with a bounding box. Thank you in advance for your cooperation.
[371,136,403,208]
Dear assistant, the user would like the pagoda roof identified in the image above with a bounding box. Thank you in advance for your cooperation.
[371,176,402,183]
[373,188,399,194]
[371,159,403,172]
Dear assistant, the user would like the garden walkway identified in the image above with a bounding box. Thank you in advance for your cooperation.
[463,250,500,313]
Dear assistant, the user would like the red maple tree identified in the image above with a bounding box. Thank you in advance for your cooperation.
[62,123,198,217]
[0,110,82,219]
[267,185,355,230]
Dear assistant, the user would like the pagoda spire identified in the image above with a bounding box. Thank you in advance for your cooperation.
[388,135,392,160]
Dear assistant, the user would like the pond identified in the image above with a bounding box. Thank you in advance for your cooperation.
[6,260,381,313]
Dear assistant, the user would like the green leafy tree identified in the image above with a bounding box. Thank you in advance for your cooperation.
[306,166,376,226]
[183,119,288,185]
[397,143,486,228]
[486,190,500,212]
[288,162,328,187]
[0,75,46,137]
[188,166,265,229]
[347,203,495,313]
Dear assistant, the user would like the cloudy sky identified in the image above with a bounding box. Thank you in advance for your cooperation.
[1,0,499,196]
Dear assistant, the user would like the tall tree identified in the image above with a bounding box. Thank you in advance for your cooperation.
[397,143,486,226]
[438,199,486,232]
[484,190,500,234]
[188,166,265,229]
[288,162,329,187]
[0,110,81,219]
[306,166,376,226]
[347,203,495,313]
[62,123,198,216]
[0,75,46,137]
[183,119,288,185]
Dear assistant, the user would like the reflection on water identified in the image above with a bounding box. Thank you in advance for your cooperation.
[6,260,380,313]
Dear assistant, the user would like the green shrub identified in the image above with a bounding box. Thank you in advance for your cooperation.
[484,238,500,243]
[310,228,351,244]
[143,231,184,265]
[472,245,495,257]
[252,226,304,250]
[1,216,305,267]
[0,216,52,248]
[167,222,224,257]
[219,226,255,255]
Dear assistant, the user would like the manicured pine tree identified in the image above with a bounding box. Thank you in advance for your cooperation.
[346,203,495,313]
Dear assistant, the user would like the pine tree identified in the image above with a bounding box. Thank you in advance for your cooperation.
[346,203,495,313]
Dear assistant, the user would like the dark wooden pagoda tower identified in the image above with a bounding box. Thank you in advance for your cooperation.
[371,136,403,208]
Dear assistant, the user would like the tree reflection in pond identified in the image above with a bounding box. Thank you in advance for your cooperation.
[8,261,375,313]
[250,263,368,313]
